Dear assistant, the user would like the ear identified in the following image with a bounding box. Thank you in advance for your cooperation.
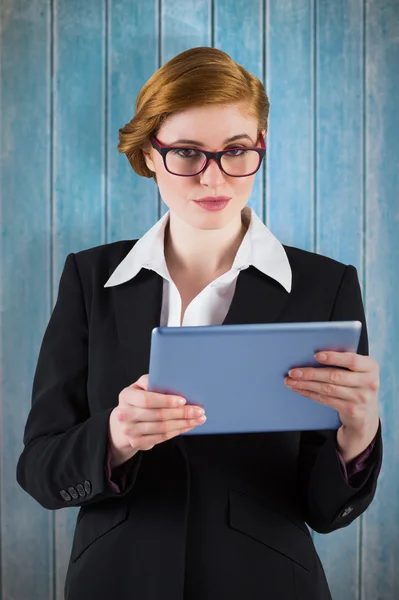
[142,147,156,173]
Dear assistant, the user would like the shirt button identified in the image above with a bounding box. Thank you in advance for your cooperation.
[84,480,92,495]
[76,484,86,497]
[60,490,72,502]
[341,506,354,518]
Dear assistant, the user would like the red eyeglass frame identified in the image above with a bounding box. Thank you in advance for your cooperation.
[150,135,266,177]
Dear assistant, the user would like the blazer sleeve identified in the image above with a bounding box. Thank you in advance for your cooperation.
[16,253,142,510]
[297,264,383,534]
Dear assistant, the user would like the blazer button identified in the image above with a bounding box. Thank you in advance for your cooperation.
[84,480,92,495]
[341,506,354,518]
[60,490,72,502]
[68,486,79,500]
[76,484,86,497]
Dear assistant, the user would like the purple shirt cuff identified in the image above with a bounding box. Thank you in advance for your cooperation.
[337,437,376,482]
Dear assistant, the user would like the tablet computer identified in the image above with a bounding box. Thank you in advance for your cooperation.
[148,321,362,434]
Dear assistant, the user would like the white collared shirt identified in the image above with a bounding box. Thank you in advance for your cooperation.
[104,206,292,327]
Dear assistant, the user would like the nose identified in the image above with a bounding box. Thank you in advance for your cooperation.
[199,158,226,187]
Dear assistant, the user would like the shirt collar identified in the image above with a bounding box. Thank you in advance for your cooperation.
[104,206,292,293]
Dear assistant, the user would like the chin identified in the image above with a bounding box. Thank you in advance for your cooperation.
[191,209,241,230]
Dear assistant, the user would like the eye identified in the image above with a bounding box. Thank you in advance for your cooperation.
[225,148,246,157]
[171,148,201,158]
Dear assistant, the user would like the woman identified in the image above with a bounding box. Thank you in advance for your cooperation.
[17,47,382,600]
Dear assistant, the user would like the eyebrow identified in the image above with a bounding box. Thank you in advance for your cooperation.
[170,134,254,146]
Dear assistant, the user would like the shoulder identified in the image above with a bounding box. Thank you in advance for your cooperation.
[284,244,350,279]
[283,244,346,272]
[74,239,137,266]
[70,240,138,289]
[283,245,360,296]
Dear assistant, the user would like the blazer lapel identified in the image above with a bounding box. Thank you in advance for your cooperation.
[111,268,163,383]
[223,266,291,325]
[111,264,292,383]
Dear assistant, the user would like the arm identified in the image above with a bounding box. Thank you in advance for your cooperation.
[298,265,383,533]
[337,436,376,483]
[16,253,142,510]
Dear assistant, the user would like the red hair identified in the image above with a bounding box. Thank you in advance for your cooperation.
[118,46,270,179]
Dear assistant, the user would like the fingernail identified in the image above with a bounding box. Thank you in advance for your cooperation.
[176,397,186,405]
[289,369,303,378]
[316,353,327,361]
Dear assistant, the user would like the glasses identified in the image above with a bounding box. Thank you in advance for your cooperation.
[150,135,266,177]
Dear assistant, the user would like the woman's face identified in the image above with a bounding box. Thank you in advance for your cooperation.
[143,103,265,231]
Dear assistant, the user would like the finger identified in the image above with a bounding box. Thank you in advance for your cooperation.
[133,415,207,436]
[287,381,372,407]
[129,423,203,450]
[285,377,369,404]
[123,404,205,423]
[288,366,375,388]
[123,388,187,409]
[290,388,365,421]
[314,351,376,373]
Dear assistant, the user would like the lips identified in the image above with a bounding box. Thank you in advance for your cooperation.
[193,197,231,212]
[194,196,231,202]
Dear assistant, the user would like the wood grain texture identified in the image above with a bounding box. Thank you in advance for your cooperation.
[0,2,53,599]
[266,0,314,250]
[214,0,265,221]
[107,0,159,243]
[362,0,399,598]
[52,1,106,597]
[160,0,211,64]
[312,1,365,599]
[160,0,211,217]
[1,0,398,598]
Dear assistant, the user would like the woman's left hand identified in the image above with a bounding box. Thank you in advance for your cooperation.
[284,351,380,462]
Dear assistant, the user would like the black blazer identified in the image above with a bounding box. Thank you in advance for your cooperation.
[16,241,383,600]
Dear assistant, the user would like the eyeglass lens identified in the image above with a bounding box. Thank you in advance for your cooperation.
[165,148,261,176]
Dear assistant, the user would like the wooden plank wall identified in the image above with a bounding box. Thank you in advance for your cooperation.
[1,1,398,599]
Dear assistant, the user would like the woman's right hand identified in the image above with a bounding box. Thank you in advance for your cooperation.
[108,374,206,468]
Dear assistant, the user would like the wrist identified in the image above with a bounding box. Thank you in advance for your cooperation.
[108,409,138,469]
[337,416,379,463]
[109,444,139,470]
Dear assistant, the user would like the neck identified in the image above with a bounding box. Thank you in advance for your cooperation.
[164,210,248,280]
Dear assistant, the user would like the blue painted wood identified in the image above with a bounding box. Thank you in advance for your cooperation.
[108,0,159,243]
[362,1,399,598]
[161,0,211,64]
[0,1,53,599]
[52,1,106,597]
[214,0,265,221]
[160,0,211,217]
[315,0,365,269]
[312,1,365,598]
[266,0,314,251]
[1,1,398,598]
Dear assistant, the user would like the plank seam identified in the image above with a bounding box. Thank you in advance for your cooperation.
[50,0,56,598]
[157,0,162,220]
[0,0,3,596]
[312,0,317,256]
[262,0,267,225]
[104,0,110,245]
[265,0,270,228]
[210,0,215,47]
[359,0,367,597]
[310,0,317,547]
